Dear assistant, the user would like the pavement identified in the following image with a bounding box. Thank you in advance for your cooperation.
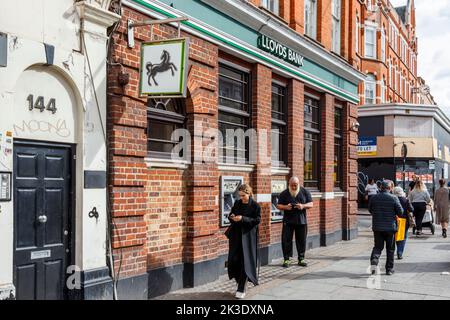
[155,210,450,300]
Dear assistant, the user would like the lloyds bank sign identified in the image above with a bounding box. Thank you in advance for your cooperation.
[257,34,304,68]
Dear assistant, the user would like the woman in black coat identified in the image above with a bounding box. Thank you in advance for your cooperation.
[226,184,261,299]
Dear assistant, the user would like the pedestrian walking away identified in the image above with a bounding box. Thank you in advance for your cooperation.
[226,184,261,299]
[408,180,431,236]
[393,186,414,259]
[368,180,403,275]
[434,179,449,238]
[276,176,313,268]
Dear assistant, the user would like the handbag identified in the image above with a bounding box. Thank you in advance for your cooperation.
[224,225,232,239]
[422,209,432,223]
[395,217,407,241]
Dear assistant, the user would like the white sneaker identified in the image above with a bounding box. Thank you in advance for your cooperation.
[235,291,246,299]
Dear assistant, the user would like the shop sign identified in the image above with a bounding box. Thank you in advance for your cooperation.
[429,160,435,170]
[357,137,377,156]
[257,34,304,68]
[140,38,189,97]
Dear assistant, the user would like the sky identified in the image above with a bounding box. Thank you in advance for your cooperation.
[389,0,450,113]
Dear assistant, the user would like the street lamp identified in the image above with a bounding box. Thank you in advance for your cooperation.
[394,141,416,191]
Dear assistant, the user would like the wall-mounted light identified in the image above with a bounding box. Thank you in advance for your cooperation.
[351,121,360,131]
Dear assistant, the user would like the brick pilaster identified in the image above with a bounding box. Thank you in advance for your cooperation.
[318,0,332,51]
[251,64,272,249]
[320,93,336,243]
[287,79,305,184]
[289,0,305,34]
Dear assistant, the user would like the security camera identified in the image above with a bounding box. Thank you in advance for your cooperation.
[352,122,360,131]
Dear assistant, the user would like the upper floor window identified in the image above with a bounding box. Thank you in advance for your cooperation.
[365,74,376,104]
[332,0,341,54]
[305,0,317,39]
[381,29,386,62]
[365,26,376,58]
[355,17,359,54]
[261,0,279,15]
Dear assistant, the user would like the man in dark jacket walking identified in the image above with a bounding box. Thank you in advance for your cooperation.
[368,180,403,275]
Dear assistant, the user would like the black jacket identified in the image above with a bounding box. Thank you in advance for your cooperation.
[227,198,261,285]
[277,188,313,225]
[368,191,403,232]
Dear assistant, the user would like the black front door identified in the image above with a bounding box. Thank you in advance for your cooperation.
[13,142,72,300]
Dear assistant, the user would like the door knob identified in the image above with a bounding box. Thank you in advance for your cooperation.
[38,215,48,224]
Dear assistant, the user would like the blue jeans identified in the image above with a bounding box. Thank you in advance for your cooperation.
[396,223,409,256]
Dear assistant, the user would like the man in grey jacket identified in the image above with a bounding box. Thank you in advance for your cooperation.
[368,180,404,275]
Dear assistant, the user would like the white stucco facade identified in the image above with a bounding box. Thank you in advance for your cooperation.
[0,0,120,299]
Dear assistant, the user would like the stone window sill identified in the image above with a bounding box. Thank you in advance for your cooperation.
[218,163,255,172]
[145,157,189,169]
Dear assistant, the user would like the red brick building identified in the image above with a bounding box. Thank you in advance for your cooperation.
[107,0,365,299]
[353,0,419,105]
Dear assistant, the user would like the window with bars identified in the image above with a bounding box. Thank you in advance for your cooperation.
[332,0,341,54]
[304,0,317,39]
[261,0,279,15]
[334,107,343,189]
[147,98,186,160]
[271,83,288,167]
[218,63,251,164]
[304,96,320,189]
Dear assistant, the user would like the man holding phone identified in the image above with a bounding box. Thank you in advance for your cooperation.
[276,176,313,268]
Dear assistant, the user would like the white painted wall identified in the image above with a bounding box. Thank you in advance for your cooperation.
[0,0,120,295]
[385,115,433,138]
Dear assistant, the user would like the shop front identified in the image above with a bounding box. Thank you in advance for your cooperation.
[107,0,364,298]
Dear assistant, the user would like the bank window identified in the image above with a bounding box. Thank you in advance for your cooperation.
[304,96,320,189]
[271,83,287,167]
[365,26,376,58]
[147,99,186,160]
[332,0,341,54]
[304,0,317,40]
[334,107,343,189]
[218,64,251,164]
[261,0,279,15]
[365,74,376,104]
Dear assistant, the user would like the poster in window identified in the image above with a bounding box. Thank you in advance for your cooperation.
[220,176,243,227]
[140,38,189,98]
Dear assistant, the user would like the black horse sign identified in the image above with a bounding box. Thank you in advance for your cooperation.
[140,38,189,97]
[146,50,178,86]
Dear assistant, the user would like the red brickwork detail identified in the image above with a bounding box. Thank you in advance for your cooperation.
[288,79,305,182]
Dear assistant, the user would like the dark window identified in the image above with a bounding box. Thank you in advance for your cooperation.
[334,107,343,188]
[219,64,251,164]
[147,99,186,159]
[304,96,320,189]
[271,83,287,167]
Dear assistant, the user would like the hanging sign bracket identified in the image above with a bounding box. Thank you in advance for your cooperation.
[127,17,189,48]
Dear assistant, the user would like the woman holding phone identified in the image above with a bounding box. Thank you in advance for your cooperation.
[226,184,261,299]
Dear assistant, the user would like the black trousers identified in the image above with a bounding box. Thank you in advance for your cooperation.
[412,202,427,232]
[370,231,395,271]
[282,223,307,260]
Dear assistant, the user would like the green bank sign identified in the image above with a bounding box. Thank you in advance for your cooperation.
[257,34,304,68]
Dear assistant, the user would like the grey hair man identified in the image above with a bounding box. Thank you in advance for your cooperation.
[276,176,313,268]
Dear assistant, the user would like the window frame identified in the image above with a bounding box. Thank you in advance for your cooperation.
[304,95,321,190]
[364,26,376,59]
[271,82,288,168]
[147,99,187,160]
[364,74,376,104]
[332,0,341,54]
[304,0,317,40]
[334,106,343,189]
[218,63,252,165]
[261,0,280,16]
